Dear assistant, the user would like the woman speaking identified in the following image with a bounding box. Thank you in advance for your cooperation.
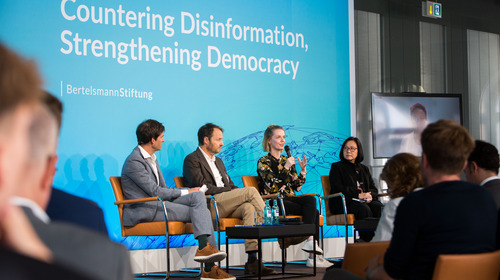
[257,125,329,267]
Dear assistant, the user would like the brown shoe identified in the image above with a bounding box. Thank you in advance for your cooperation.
[194,243,227,263]
[244,259,274,276]
[201,265,236,280]
[277,236,309,249]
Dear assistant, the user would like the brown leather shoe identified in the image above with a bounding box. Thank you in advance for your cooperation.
[244,259,274,276]
[277,236,309,249]
[201,265,235,280]
[194,243,226,263]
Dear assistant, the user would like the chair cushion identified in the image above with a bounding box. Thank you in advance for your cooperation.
[123,221,194,236]
[218,218,244,231]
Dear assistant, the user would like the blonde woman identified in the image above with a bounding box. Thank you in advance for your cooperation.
[257,125,329,267]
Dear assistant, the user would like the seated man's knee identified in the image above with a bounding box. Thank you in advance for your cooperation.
[241,203,254,215]
[191,191,206,202]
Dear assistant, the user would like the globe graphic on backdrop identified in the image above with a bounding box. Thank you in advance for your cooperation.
[122,126,348,249]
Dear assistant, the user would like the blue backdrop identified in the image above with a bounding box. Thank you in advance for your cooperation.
[0,0,351,249]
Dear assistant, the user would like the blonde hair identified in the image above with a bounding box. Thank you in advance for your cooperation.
[262,125,284,152]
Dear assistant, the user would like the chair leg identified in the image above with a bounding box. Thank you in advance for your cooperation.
[161,200,202,279]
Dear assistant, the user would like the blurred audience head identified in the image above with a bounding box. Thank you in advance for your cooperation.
[381,153,424,199]
[420,120,474,176]
[0,43,43,218]
[465,140,499,184]
[43,91,63,131]
[17,104,59,210]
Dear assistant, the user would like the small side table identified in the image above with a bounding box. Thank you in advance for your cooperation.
[225,224,316,280]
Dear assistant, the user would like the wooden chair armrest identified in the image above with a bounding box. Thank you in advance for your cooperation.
[296,193,320,198]
[321,192,343,200]
[261,193,279,199]
[114,196,160,205]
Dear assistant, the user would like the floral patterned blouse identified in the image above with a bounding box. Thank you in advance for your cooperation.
[257,153,305,197]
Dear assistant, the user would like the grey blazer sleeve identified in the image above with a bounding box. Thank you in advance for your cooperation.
[122,147,181,201]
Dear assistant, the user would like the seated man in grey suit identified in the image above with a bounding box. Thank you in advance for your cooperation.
[464,140,500,209]
[13,96,133,280]
[121,119,234,280]
[183,123,273,275]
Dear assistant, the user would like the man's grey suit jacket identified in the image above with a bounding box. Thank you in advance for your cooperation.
[121,146,182,226]
[183,148,237,195]
[23,207,132,280]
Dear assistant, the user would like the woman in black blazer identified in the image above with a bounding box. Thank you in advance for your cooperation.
[329,137,382,241]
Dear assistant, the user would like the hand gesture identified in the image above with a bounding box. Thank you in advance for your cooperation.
[297,155,307,173]
[284,156,295,170]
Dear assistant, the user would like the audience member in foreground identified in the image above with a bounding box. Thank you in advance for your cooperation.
[464,140,500,249]
[121,119,234,280]
[371,153,424,242]
[464,140,500,209]
[42,92,108,235]
[0,43,90,279]
[325,120,498,280]
[257,125,329,267]
[12,93,132,280]
[183,123,273,275]
[329,137,382,242]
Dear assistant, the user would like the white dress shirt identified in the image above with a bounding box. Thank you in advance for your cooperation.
[139,145,188,196]
[199,147,224,187]
[11,196,50,224]
[480,175,500,186]
[138,145,159,185]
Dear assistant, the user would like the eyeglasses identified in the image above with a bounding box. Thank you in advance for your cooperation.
[344,147,358,152]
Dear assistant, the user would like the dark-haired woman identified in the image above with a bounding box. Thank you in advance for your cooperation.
[328,137,382,241]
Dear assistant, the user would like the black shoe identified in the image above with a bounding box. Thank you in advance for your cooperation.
[244,259,274,276]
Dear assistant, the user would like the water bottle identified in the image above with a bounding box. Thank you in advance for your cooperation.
[263,200,272,225]
[272,199,279,225]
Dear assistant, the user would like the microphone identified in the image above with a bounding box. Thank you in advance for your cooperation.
[284,145,296,173]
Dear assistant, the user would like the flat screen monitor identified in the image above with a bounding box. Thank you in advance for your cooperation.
[371,92,463,158]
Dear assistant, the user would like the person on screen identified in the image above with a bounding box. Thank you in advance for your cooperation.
[328,137,382,242]
[371,153,423,242]
[399,103,427,156]
[121,119,234,280]
[257,125,330,268]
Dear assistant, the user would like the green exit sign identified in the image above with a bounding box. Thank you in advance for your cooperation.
[422,1,442,18]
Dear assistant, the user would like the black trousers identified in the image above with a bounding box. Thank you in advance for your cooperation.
[278,195,320,240]
[346,199,382,241]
